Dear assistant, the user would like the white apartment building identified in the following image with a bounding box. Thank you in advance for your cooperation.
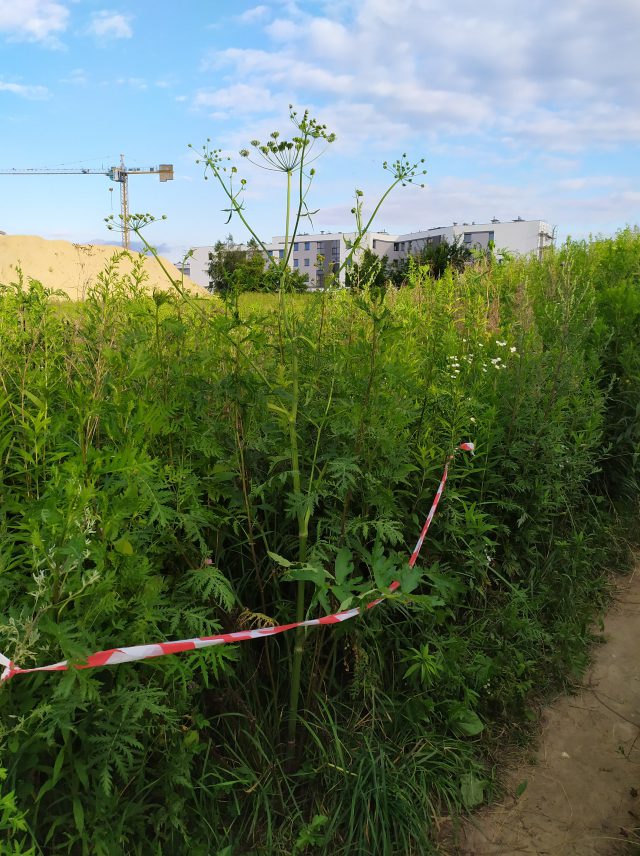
[183,219,554,290]
[385,219,554,261]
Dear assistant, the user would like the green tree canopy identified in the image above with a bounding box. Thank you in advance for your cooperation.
[207,235,309,294]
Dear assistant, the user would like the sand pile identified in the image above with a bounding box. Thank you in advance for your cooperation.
[0,235,207,300]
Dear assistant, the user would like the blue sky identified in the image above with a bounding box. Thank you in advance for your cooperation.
[1,0,639,261]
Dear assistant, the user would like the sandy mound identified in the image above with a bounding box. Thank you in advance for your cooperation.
[0,235,207,300]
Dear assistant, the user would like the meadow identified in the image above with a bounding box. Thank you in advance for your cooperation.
[0,228,639,855]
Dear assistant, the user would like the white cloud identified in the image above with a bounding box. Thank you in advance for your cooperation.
[237,5,270,23]
[88,11,133,40]
[0,81,49,99]
[0,0,69,44]
[210,48,353,95]
[194,84,277,115]
[200,0,640,152]
[189,0,640,240]
[265,18,300,40]
[114,77,148,90]
[556,176,623,192]
[61,68,88,86]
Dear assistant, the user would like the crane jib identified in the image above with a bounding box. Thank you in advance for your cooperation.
[0,156,173,249]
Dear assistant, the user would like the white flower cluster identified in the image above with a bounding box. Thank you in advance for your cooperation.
[447,355,461,379]
[446,339,519,379]
[496,339,519,356]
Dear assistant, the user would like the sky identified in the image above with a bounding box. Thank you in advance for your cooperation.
[1,0,639,261]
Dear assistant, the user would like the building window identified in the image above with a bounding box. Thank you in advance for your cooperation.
[293,258,299,267]
[393,243,399,251]
[304,241,310,250]
[304,258,310,267]
[463,233,472,244]
[279,249,284,259]
[267,250,273,256]
[372,239,377,248]
[488,231,494,242]
[293,242,299,251]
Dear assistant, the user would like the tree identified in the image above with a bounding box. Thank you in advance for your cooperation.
[260,262,309,293]
[207,234,309,294]
[207,233,251,294]
[415,236,472,279]
[345,248,409,289]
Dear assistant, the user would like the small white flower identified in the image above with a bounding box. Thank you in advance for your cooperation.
[510,346,517,353]
[479,343,484,348]
[491,357,501,365]
[496,340,507,347]
[482,368,487,373]
[500,364,507,369]
[470,417,476,423]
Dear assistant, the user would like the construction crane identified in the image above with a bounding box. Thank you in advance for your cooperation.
[0,155,173,249]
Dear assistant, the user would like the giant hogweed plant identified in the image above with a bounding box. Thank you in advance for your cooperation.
[119,107,428,757]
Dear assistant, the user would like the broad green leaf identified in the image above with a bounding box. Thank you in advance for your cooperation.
[452,709,485,737]
[268,551,292,568]
[72,797,85,834]
[334,548,354,585]
[114,537,134,556]
[283,564,329,587]
[460,773,485,808]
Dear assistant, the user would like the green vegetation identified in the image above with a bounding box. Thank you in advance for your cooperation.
[0,226,638,854]
[206,235,310,296]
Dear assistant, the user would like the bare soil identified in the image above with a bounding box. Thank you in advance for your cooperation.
[445,563,640,856]
[0,234,206,299]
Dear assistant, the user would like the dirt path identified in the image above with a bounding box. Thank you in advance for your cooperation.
[447,564,640,856]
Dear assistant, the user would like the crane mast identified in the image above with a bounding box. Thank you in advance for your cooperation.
[0,155,173,249]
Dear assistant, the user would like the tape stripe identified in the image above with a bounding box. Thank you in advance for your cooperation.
[0,442,473,682]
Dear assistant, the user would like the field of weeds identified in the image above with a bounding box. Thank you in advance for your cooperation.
[0,228,638,854]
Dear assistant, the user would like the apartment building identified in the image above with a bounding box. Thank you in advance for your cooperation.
[182,219,554,290]
[388,219,554,261]
[263,230,395,288]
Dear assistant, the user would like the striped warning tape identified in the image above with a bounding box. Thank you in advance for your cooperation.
[0,443,474,682]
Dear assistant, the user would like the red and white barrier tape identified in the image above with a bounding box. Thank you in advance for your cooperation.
[0,442,474,683]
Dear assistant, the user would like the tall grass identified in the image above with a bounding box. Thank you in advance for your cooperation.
[0,229,638,854]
